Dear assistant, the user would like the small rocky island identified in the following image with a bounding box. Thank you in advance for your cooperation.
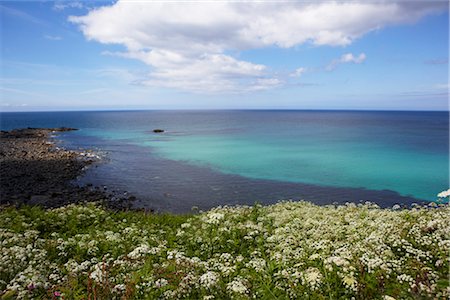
[0,127,136,209]
[153,129,164,133]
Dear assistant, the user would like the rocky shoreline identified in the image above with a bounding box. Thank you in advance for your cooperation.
[0,127,138,210]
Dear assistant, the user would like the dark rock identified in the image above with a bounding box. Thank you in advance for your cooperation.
[1,127,140,212]
[29,195,51,206]
[153,129,164,133]
[55,127,78,132]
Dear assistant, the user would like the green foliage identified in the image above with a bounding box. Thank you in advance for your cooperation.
[1,201,449,299]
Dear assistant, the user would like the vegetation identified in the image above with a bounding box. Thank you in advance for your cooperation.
[1,200,449,299]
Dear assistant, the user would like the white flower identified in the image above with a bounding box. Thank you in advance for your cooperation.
[181,223,191,229]
[437,189,450,198]
[302,267,323,290]
[127,244,151,260]
[204,212,225,225]
[155,278,168,288]
[326,256,349,267]
[227,278,248,294]
[343,275,357,291]
[246,258,266,272]
[199,271,219,288]
[397,274,414,283]
[392,204,401,210]
[89,263,105,283]
[112,284,126,294]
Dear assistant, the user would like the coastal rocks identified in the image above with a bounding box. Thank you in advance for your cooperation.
[53,127,78,132]
[0,127,76,139]
[153,129,164,133]
[0,128,138,210]
[29,195,51,206]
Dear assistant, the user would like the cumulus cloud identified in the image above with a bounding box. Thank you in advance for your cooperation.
[327,53,367,70]
[341,53,367,64]
[69,0,446,93]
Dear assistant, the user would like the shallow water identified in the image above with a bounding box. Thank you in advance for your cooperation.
[1,110,448,212]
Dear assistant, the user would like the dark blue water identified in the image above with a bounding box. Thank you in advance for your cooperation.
[1,110,448,212]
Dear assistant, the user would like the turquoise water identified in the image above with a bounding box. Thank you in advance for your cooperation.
[1,110,448,202]
[147,135,445,200]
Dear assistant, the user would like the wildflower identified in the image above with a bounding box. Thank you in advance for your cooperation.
[392,204,401,210]
[112,284,126,294]
[1,199,449,299]
[437,189,450,198]
[89,263,105,283]
[246,258,266,272]
[343,276,357,292]
[397,274,414,284]
[302,267,323,290]
[204,212,225,225]
[128,244,151,259]
[199,271,219,288]
[181,223,191,229]
[227,278,248,294]
[155,278,168,288]
[326,256,349,267]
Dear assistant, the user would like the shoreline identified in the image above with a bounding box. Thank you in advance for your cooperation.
[1,127,429,212]
[71,136,426,213]
[0,127,140,210]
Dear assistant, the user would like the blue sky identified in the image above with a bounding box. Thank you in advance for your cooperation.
[0,1,448,111]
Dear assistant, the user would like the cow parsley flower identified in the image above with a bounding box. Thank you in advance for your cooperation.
[155,278,168,288]
[199,271,219,288]
[437,189,450,198]
[302,267,323,290]
[227,278,248,294]
[127,244,151,260]
[204,212,225,225]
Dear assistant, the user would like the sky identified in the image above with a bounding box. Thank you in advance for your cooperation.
[0,0,448,111]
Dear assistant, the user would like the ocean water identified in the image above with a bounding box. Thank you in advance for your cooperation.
[1,110,448,212]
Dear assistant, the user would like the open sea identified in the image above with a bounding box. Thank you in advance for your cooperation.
[1,110,448,212]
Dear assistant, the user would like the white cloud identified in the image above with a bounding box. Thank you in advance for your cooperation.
[53,1,83,11]
[341,53,367,64]
[327,53,367,70]
[290,67,307,77]
[69,0,446,93]
[139,54,276,94]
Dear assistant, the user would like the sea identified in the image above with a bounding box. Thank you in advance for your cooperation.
[1,110,448,213]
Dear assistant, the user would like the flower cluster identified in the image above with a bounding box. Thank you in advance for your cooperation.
[1,198,449,299]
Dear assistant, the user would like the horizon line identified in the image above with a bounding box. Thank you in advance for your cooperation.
[1,108,449,113]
